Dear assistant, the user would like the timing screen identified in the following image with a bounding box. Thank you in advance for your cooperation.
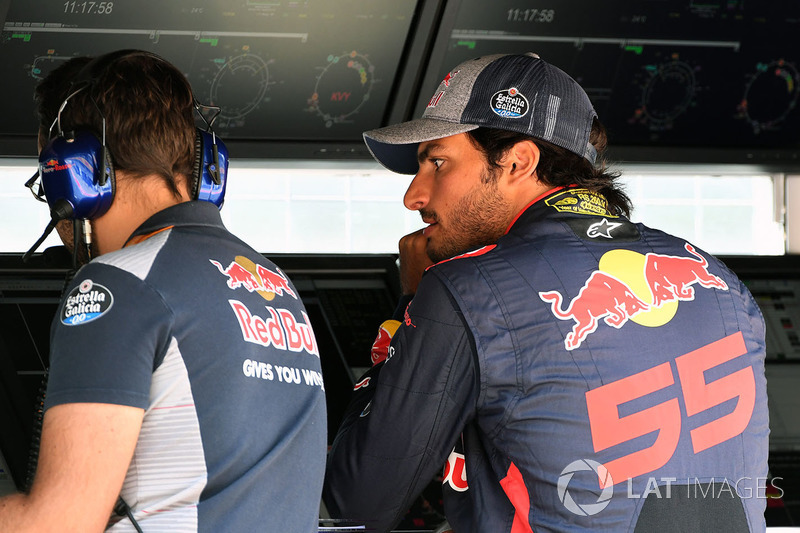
[0,0,417,142]
[421,0,800,151]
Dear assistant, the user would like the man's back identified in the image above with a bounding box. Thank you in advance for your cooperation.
[430,187,768,531]
[47,202,327,532]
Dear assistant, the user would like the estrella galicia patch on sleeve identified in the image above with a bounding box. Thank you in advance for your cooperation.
[61,279,114,326]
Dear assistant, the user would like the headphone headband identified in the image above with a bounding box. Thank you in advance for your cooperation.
[38,49,229,219]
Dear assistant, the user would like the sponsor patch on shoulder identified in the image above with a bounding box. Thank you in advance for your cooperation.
[545,188,615,217]
[61,279,114,326]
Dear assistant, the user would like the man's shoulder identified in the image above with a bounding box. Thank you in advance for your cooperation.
[95,228,174,281]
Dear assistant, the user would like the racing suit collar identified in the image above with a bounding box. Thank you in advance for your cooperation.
[504,185,569,234]
[505,185,617,236]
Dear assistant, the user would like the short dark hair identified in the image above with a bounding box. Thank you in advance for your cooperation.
[34,51,196,198]
[466,119,632,217]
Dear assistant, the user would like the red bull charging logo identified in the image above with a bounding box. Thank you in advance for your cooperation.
[540,243,728,350]
[209,256,297,301]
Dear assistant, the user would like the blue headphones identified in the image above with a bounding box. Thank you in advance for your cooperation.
[37,49,228,220]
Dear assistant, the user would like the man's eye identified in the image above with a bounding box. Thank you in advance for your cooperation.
[431,159,443,169]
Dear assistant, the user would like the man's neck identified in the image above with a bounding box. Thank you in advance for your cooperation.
[92,173,191,255]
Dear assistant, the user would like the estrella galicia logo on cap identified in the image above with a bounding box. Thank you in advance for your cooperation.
[490,87,529,118]
[61,279,114,326]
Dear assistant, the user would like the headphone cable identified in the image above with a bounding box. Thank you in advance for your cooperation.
[113,497,144,533]
[21,199,74,264]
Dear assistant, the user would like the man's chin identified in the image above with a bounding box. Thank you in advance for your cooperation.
[425,247,446,265]
[427,241,469,264]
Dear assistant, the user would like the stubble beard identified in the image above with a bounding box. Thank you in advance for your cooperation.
[422,175,512,263]
[55,219,92,266]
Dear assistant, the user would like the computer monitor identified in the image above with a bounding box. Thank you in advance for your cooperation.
[417,0,800,169]
[0,0,435,160]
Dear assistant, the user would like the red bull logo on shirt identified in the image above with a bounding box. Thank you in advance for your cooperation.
[370,319,400,366]
[644,243,728,307]
[229,300,319,357]
[443,449,469,492]
[210,256,297,301]
[540,243,729,350]
[210,255,319,357]
[540,271,650,350]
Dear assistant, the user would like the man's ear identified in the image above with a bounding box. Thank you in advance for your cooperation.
[503,140,540,185]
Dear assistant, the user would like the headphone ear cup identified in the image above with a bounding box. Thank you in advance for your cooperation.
[193,128,228,207]
[38,130,115,219]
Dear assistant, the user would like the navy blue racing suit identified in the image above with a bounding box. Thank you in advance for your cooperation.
[324,186,769,533]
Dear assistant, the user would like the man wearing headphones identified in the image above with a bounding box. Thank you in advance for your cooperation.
[0,51,326,532]
[324,53,769,532]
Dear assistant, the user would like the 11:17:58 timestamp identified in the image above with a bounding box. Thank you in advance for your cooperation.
[64,1,114,14]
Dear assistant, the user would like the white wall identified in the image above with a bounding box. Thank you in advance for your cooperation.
[0,157,793,256]
[787,175,800,253]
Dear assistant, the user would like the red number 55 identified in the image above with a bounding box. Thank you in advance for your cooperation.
[585,331,755,488]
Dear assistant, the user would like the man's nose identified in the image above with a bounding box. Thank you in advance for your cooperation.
[403,172,430,211]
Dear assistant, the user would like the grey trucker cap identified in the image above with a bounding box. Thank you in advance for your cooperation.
[363,52,598,174]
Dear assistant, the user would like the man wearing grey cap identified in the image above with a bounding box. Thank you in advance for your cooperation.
[324,53,769,532]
